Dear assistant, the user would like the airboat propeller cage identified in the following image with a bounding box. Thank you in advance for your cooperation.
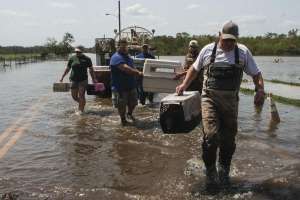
[114,25,154,46]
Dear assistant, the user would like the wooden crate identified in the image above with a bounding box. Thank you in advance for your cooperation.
[53,83,70,92]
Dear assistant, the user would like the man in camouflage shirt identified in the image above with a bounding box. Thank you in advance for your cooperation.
[175,40,203,93]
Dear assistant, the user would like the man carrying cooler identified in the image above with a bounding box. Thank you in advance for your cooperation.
[136,44,156,104]
[110,39,143,126]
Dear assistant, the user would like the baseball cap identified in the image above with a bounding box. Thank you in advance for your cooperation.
[118,38,128,45]
[222,21,239,40]
[189,40,199,48]
[186,57,193,62]
[74,46,83,53]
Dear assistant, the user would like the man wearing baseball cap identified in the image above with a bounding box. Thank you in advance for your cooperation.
[175,39,203,93]
[60,46,96,114]
[176,21,265,191]
[136,43,156,105]
[110,39,143,126]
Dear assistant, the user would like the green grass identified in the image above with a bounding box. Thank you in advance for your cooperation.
[240,87,300,107]
[0,53,40,60]
[265,79,300,87]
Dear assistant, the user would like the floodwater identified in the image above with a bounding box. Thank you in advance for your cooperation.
[0,55,299,199]
[166,56,300,99]
[240,56,300,99]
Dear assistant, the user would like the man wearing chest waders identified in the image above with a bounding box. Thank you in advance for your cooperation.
[176,21,265,191]
[60,46,97,115]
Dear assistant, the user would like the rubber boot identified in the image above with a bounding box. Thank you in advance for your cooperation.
[219,141,236,188]
[218,164,231,188]
[204,165,219,193]
[202,134,219,193]
[121,115,128,126]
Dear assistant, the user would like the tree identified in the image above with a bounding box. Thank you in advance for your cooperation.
[288,29,298,38]
[45,37,58,54]
[62,32,75,44]
[60,32,75,56]
[176,32,190,38]
[44,33,75,56]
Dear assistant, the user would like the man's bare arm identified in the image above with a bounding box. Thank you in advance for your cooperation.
[89,66,97,83]
[60,67,71,82]
[176,67,198,95]
[252,72,265,106]
[118,64,143,77]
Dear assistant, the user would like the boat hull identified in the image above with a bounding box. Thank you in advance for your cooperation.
[93,66,111,98]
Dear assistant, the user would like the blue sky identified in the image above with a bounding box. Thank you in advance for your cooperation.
[0,0,300,47]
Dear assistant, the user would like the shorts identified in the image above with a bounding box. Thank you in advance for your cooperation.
[70,80,88,90]
[112,89,138,109]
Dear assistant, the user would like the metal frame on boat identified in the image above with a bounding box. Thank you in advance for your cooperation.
[93,26,155,98]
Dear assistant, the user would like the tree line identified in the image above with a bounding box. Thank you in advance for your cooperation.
[1,29,300,56]
[0,32,76,58]
[152,29,300,56]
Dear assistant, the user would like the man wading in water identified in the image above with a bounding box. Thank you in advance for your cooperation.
[176,21,265,191]
[60,46,97,115]
[174,40,203,94]
[136,44,156,105]
[110,39,143,126]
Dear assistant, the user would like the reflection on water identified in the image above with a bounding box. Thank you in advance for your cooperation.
[0,57,299,199]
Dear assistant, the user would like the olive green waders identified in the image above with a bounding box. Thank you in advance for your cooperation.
[201,43,243,187]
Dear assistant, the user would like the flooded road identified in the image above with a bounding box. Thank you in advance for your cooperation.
[0,56,299,199]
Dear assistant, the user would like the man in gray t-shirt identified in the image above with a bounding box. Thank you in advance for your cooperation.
[176,21,265,191]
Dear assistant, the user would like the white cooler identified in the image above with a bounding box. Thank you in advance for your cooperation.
[133,58,146,71]
[143,59,183,93]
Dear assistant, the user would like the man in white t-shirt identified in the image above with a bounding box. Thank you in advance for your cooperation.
[176,21,265,190]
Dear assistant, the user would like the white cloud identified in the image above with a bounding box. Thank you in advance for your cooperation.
[186,4,200,10]
[125,3,168,26]
[0,9,31,17]
[125,3,167,25]
[50,1,74,8]
[125,4,150,16]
